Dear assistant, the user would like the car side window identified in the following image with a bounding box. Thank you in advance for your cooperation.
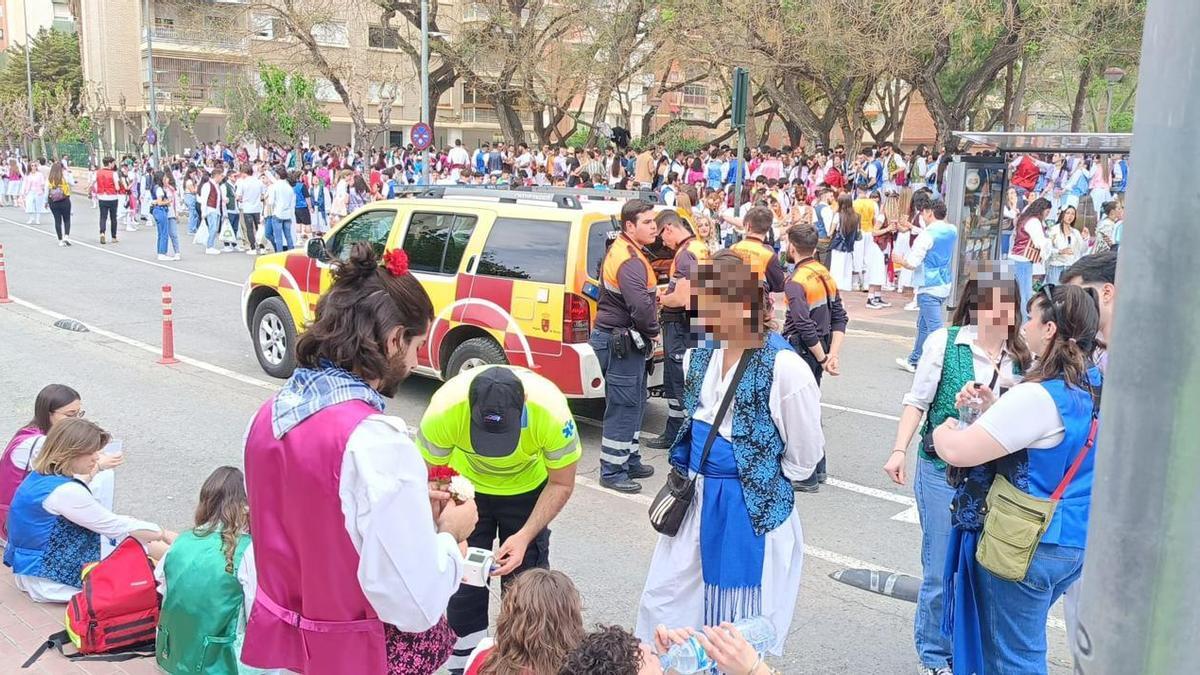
[329,210,397,260]
[586,217,619,280]
[403,212,479,274]
[477,217,571,284]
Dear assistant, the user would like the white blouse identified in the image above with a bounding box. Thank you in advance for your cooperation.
[685,347,824,482]
[903,325,1021,412]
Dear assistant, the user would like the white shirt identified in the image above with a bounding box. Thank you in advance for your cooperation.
[902,325,1021,412]
[905,220,955,298]
[684,348,824,481]
[14,481,160,603]
[269,180,296,220]
[1009,217,1048,262]
[976,382,1067,453]
[6,435,43,473]
[236,176,265,214]
[448,146,470,168]
[199,180,223,218]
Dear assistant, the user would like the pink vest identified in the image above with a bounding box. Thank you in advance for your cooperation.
[0,427,42,540]
[242,399,387,674]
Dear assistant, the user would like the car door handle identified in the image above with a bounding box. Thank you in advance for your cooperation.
[464,255,477,274]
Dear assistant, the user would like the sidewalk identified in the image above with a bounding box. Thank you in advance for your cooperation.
[0,570,159,674]
[772,286,921,338]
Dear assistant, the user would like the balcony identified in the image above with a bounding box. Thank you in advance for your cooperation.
[145,25,248,52]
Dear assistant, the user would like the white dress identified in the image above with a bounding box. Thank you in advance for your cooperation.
[635,347,824,655]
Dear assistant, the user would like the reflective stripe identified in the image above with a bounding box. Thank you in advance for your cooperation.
[544,440,578,461]
[603,280,622,294]
[667,408,687,419]
[416,430,453,458]
[667,398,683,410]
[601,437,635,450]
[600,446,631,459]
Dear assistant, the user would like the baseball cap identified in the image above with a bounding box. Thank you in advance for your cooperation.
[468,367,525,457]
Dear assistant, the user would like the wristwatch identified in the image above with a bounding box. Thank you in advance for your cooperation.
[818,354,830,365]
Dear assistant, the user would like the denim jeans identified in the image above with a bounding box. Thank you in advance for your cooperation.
[184,193,199,234]
[589,329,647,482]
[264,216,293,252]
[913,457,955,669]
[166,217,180,254]
[907,292,945,366]
[204,211,223,249]
[976,543,1085,675]
[1013,259,1033,323]
[152,206,170,255]
[1045,264,1066,285]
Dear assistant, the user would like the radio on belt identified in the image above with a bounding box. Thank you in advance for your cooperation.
[463,547,496,587]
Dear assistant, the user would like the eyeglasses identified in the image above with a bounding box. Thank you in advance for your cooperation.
[57,409,85,418]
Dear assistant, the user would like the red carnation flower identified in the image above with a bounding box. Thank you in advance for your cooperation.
[382,249,410,276]
[428,466,459,482]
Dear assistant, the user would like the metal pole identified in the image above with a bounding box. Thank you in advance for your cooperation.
[144,0,160,168]
[733,128,745,211]
[1104,82,1113,133]
[21,0,44,159]
[1074,1,1200,673]
[420,0,430,186]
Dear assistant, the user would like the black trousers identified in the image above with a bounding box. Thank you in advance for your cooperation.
[49,199,72,239]
[795,333,831,476]
[446,482,550,674]
[98,200,118,237]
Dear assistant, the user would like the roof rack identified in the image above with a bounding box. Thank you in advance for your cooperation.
[389,185,582,209]
[520,186,662,205]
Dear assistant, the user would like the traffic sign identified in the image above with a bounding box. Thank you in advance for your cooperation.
[146,128,158,146]
[411,122,433,151]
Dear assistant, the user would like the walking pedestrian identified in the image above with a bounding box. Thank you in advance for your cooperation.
[883,264,1030,675]
[635,250,823,655]
[46,162,73,246]
[241,243,477,675]
[896,200,958,373]
[94,156,121,244]
[3,158,22,207]
[22,158,47,226]
[150,171,175,261]
[235,164,266,255]
[201,167,227,255]
[590,199,660,493]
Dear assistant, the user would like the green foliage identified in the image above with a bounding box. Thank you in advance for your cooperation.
[224,64,330,145]
[0,29,82,111]
[565,128,589,149]
[649,121,704,155]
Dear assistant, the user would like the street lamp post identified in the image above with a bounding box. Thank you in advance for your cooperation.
[1103,66,1126,132]
[144,0,161,168]
[420,0,430,185]
[21,0,45,159]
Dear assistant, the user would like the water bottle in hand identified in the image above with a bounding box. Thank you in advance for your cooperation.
[956,384,985,426]
[660,616,776,674]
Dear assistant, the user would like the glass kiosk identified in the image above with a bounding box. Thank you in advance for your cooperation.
[941,131,1133,307]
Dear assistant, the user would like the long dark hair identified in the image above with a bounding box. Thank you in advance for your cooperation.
[296,242,434,383]
[1025,284,1101,391]
[949,264,1033,373]
[1016,197,1052,234]
[837,194,860,238]
[193,466,249,574]
[27,384,81,433]
[1057,206,1078,235]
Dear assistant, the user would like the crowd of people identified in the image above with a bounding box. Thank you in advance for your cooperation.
[0,134,1125,675]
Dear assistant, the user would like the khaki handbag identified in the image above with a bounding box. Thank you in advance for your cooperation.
[976,402,1099,582]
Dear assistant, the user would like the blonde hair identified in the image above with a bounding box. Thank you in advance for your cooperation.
[480,569,584,675]
[33,418,110,476]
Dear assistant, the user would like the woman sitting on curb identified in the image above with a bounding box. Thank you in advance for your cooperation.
[1,385,123,542]
[3,418,174,603]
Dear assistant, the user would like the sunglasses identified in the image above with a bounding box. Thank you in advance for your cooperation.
[1038,284,1059,325]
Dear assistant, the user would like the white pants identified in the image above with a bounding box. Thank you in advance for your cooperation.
[864,236,887,287]
[829,250,854,291]
[852,236,867,275]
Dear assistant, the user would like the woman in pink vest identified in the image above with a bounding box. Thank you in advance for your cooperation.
[1,385,123,542]
[242,242,478,675]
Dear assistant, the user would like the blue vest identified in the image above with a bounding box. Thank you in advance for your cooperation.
[915,221,958,291]
[4,472,99,587]
[871,159,884,190]
[671,333,795,536]
[1113,159,1129,192]
[705,161,724,189]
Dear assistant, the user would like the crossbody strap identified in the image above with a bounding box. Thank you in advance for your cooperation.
[1050,387,1102,501]
[696,351,754,474]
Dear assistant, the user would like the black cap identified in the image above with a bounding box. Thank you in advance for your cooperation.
[468,367,525,457]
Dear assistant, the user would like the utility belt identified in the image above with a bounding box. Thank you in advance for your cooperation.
[787,332,831,361]
[608,327,647,359]
[660,307,689,325]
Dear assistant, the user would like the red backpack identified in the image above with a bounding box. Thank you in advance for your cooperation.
[22,537,159,667]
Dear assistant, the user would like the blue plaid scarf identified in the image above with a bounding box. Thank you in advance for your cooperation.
[271,361,386,438]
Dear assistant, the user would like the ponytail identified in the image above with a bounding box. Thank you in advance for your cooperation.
[1025,285,1101,391]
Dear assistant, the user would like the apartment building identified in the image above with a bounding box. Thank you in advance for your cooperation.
[1,0,75,51]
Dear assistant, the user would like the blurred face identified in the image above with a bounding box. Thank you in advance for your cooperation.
[694,283,758,345]
[50,399,83,426]
[976,285,1019,330]
[68,450,101,477]
[625,209,658,246]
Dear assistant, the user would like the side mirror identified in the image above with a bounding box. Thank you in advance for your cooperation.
[306,237,330,261]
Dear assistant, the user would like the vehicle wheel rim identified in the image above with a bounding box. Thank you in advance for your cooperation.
[459,357,489,372]
[258,314,287,366]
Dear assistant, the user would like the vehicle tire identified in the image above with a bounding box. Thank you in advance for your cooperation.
[252,296,297,379]
[445,337,507,379]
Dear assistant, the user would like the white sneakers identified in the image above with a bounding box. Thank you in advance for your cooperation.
[895,357,917,374]
[205,248,221,255]
[905,300,919,311]
[157,254,172,261]
[58,240,68,247]
[125,224,138,232]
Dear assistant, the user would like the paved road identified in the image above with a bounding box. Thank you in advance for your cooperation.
[0,198,1072,673]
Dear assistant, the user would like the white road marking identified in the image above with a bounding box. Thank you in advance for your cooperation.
[0,216,244,288]
[890,505,921,524]
[820,402,901,421]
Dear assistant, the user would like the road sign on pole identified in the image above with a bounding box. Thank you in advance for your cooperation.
[411,122,433,152]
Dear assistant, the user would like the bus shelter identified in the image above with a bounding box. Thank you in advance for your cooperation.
[941,131,1132,307]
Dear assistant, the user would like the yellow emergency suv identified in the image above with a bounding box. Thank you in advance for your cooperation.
[240,186,692,398]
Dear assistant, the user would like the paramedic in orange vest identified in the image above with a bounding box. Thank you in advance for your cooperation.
[729,206,787,295]
[645,210,710,450]
[590,199,660,494]
[782,224,849,492]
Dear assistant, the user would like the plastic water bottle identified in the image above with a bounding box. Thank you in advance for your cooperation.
[659,616,776,674]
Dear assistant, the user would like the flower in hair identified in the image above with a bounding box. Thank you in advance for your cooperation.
[382,249,410,276]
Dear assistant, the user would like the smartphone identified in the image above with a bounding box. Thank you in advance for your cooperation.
[102,439,124,457]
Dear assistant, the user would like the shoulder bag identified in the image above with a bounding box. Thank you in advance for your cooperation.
[648,352,752,536]
[975,390,1100,581]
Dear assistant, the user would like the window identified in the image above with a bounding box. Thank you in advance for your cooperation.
[463,3,488,21]
[314,78,340,103]
[204,15,233,34]
[154,17,176,33]
[252,14,278,39]
[682,84,708,106]
[586,217,620,280]
[463,84,485,106]
[477,218,571,283]
[312,21,348,47]
[402,212,478,274]
[329,210,397,260]
[368,24,401,49]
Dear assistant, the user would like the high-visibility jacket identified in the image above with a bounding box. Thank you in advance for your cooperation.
[596,233,659,336]
[730,236,784,292]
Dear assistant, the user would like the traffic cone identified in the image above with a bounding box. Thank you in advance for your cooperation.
[0,243,12,304]
[157,284,179,364]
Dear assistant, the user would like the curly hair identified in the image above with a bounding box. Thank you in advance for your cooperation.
[295,242,433,382]
[480,569,583,675]
[559,626,642,675]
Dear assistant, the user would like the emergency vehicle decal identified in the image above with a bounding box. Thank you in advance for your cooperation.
[427,298,536,374]
[256,263,315,323]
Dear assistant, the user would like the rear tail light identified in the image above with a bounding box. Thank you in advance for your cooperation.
[563,293,591,344]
